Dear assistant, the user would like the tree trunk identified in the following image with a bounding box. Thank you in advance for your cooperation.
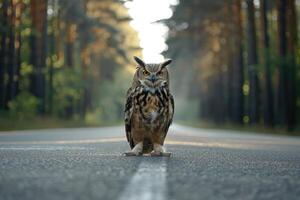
[14,0,23,97]
[286,0,297,130]
[64,20,76,118]
[81,44,89,119]
[0,0,9,109]
[276,0,288,126]
[30,0,48,114]
[65,21,75,68]
[5,0,17,106]
[246,0,259,124]
[48,34,55,114]
[260,0,274,127]
[224,2,234,122]
[80,0,91,119]
[231,0,244,124]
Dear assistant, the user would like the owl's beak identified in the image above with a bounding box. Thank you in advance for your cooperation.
[149,74,157,83]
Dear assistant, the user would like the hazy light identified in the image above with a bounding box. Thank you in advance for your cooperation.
[125,0,177,62]
[47,8,54,16]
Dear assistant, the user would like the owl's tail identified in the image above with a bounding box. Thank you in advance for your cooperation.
[142,138,153,154]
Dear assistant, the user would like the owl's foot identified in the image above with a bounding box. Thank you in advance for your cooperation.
[123,142,143,156]
[150,144,171,157]
[153,143,165,153]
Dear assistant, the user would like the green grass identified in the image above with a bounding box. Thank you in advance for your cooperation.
[176,120,300,136]
[0,116,122,131]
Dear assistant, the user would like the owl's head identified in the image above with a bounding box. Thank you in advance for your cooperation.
[133,56,172,90]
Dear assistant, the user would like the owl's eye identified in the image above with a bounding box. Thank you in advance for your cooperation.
[143,70,150,76]
[157,71,163,76]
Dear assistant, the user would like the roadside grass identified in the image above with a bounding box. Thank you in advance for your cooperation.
[0,116,122,131]
[176,120,300,136]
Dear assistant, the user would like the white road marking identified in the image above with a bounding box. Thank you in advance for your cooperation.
[119,159,167,200]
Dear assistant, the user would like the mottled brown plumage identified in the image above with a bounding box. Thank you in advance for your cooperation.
[124,56,174,156]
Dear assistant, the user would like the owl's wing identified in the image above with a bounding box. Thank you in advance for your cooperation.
[124,87,135,149]
[164,93,174,137]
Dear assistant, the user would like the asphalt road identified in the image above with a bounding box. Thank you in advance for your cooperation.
[0,124,300,200]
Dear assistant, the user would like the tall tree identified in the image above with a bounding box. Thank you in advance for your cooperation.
[5,0,19,106]
[231,0,244,124]
[0,0,9,109]
[79,0,91,118]
[224,1,234,122]
[14,0,22,97]
[246,0,259,124]
[286,0,297,130]
[64,5,76,69]
[30,0,48,114]
[276,0,288,127]
[47,0,58,114]
[260,0,274,127]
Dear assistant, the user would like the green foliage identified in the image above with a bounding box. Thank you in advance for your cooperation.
[0,0,141,130]
[19,62,33,91]
[8,92,39,119]
[88,68,132,123]
[52,68,84,117]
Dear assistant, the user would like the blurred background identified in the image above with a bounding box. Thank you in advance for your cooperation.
[0,0,299,133]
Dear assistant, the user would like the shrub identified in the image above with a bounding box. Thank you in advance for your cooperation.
[8,92,39,120]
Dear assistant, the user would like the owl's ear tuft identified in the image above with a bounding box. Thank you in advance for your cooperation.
[161,59,172,68]
[134,56,146,68]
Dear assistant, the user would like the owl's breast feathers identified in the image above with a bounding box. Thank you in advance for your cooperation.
[136,86,169,125]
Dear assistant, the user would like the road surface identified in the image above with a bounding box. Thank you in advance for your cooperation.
[0,124,300,200]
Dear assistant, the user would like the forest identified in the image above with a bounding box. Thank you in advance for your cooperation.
[0,0,141,128]
[164,0,300,132]
[0,0,299,132]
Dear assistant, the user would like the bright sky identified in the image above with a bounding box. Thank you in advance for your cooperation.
[125,0,178,62]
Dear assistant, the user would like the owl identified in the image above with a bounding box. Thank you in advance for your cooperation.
[124,56,174,156]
